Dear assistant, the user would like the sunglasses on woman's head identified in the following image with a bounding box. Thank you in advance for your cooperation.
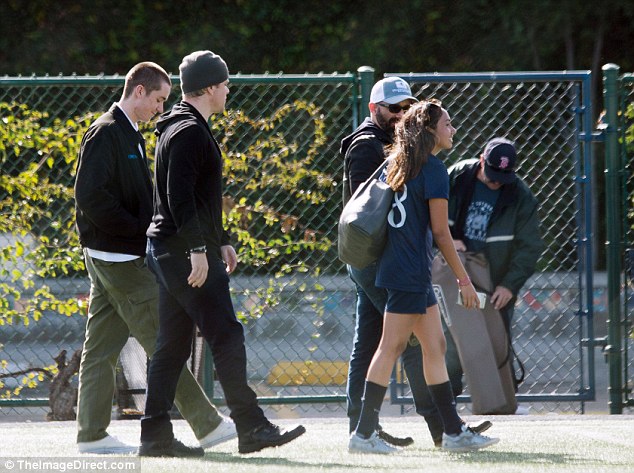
[378,102,411,114]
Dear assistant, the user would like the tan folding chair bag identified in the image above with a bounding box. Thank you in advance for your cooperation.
[432,252,517,415]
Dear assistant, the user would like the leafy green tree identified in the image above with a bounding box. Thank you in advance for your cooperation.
[0,102,88,398]
[2,0,633,81]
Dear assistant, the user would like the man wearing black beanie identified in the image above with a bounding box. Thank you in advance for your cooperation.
[139,50,305,457]
[75,60,236,456]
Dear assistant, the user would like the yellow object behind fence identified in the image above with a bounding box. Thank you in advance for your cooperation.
[267,361,348,386]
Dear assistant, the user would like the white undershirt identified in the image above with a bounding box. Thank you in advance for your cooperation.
[86,249,139,262]
[86,103,142,263]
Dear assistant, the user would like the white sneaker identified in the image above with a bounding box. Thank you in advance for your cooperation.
[348,432,399,454]
[442,425,499,452]
[78,435,137,454]
[199,415,237,449]
[515,404,530,415]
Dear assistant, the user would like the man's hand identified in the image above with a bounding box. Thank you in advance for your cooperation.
[453,239,467,252]
[188,252,209,287]
[490,285,513,310]
[221,245,238,274]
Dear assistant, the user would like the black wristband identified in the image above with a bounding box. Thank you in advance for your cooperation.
[190,245,207,254]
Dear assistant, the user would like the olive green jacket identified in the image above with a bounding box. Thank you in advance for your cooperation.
[447,159,543,297]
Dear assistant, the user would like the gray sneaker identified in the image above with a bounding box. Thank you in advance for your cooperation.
[348,432,399,454]
[441,425,499,452]
[78,435,137,454]
[199,415,237,449]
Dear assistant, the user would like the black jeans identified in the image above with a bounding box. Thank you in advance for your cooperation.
[141,239,266,442]
[346,263,463,434]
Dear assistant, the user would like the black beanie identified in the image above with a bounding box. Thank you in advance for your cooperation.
[179,50,229,94]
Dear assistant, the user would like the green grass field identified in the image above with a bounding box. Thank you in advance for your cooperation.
[1,415,633,473]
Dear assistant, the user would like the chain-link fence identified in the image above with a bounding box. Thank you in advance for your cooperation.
[0,73,358,419]
[0,68,619,421]
[387,72,597,414]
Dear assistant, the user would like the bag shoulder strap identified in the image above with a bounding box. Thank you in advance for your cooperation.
[368,158,390,181]
[347,158,391,202]
[342,132,383,205]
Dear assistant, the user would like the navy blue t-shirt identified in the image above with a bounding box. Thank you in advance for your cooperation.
[463,180,500,252]
[376,154,449,292]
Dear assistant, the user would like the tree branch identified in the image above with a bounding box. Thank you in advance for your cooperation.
[0,368,53,380]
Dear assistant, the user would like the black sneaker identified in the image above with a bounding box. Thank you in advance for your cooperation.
[377,428,414,447]
[468,419,493,434]
[139,438,205,457]
[238,422,306,454]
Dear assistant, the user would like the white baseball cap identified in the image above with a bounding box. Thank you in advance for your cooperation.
[370,77,418,104]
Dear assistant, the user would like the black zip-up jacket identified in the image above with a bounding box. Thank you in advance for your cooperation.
[340,117,391,206]
[74,104,152,256]
[146,102,230,256]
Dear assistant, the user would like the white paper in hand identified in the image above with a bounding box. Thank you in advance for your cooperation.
[457,291,487,309]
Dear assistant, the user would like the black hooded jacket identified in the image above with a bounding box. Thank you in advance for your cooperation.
[146,101,230,257]
[340,117,391,206]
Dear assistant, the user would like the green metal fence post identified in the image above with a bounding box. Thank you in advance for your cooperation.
[357,66,375,120]
[602,63,623,414]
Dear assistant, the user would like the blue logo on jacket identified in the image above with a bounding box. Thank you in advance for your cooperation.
[127,154,139,159]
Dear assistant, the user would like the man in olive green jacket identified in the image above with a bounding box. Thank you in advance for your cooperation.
[447,137,543,334]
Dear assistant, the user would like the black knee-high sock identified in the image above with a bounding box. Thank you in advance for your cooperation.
[428,381,462,436]
[355,381,387,439]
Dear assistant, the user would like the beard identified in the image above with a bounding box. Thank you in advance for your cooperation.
[374,108,399,139]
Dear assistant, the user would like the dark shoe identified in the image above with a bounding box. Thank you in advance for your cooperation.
[377,428,414,447]
[238,422,306,454]
[469,419,493,435]
[139,438,205,457]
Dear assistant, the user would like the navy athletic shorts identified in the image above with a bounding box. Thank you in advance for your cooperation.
[385,283,437,314]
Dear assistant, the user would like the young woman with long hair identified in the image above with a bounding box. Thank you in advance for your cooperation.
[348,100,500,454]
